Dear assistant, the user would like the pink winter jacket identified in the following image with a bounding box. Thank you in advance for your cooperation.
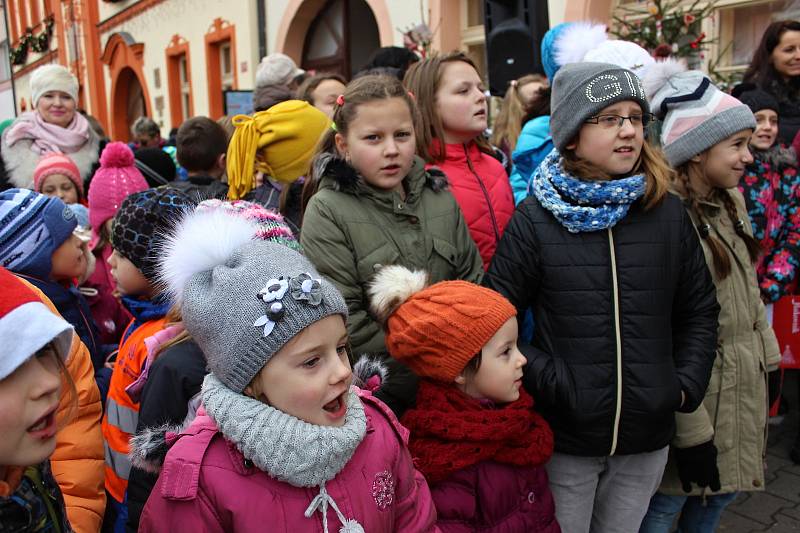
[139,390,439,533]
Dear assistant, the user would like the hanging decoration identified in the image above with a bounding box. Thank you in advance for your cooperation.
[10,15,55,66]
[611,1,717,62]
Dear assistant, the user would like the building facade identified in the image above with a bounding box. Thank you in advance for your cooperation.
[4,0,797,139]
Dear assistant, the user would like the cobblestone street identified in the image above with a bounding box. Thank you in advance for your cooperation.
[719,375,800,532]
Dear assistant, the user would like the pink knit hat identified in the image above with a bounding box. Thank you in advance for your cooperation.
[33,153,83,197]
[87,142,149,249]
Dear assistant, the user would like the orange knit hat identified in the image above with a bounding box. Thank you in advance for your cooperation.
[369,266,516,382]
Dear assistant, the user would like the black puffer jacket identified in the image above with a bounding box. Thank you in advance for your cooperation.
[484,193,720,457]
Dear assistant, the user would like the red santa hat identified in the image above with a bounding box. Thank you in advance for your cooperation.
[0,267,73,380]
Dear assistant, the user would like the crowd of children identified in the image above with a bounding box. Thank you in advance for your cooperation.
[0,18,798,533]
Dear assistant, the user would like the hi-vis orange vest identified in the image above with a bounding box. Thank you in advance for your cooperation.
[102,317,168,502]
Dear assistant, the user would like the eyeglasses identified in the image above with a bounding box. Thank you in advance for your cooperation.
[584,113,656,129]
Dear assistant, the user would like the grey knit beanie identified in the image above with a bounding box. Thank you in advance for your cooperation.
[160,209,347,393]
[644,60,756,166]
[550,62,650,151]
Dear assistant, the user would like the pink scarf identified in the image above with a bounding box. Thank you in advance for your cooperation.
[5,111,90,155]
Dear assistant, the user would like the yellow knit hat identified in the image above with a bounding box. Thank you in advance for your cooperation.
[226,100,330,199]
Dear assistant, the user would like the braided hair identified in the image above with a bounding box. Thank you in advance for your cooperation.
[676,161,761,279]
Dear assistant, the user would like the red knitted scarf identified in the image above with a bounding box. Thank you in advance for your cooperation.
[401,381,554,484]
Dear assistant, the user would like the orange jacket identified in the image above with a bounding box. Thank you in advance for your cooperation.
[102,317,168,502]
[19,278,106,533]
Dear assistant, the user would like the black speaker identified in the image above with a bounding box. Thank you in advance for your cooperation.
[484,0,550,96]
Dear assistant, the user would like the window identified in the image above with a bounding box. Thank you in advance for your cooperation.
[165,35,193,127]
[205,18,237,119]
[717,0,800,70]
[179,55,191,119]
[219,41,233,91]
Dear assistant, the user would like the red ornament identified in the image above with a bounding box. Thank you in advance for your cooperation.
[683,13,696,25]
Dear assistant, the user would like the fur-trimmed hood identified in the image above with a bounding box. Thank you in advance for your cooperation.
[752,143,797,169]
[313,152,448,197]
[1,124,100,190]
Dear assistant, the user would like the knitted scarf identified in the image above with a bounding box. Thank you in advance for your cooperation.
[5,111,90,155]
[533,148,646,233]
[202,374,368,533]
[401,381,554,484]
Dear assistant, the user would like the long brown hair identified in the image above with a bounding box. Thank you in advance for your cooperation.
[302,75,419,212]
[403,51,493,163]
[491,74,547,152]
[153,303,191,355]
[561,140,671,211]
[674,160,761,279]
[743,20,800,87]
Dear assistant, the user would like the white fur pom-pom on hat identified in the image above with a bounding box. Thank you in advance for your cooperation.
[553,22,609,69]
[643,57,688,105]
[368,265,428,325]
[158,208,259,306]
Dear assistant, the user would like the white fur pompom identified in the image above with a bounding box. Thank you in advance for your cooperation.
[643,57,688,100]
[368,265,428,324]
[554,22,608,67]
[158,209,259,306]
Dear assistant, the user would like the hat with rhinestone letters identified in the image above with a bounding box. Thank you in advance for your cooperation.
[550,62,650,152]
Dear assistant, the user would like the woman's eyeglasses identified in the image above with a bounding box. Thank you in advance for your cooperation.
[584,113,656,129]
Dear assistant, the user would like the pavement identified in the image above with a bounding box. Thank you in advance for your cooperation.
[718,374,800,532]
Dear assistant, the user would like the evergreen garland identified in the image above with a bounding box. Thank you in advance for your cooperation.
[10,15,55,66]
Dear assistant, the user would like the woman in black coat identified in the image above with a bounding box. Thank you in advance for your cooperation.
[743,20,800,144]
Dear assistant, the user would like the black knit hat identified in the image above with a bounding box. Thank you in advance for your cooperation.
[134,147,177,186]
[732,84,779,114]
[110,188,194,281]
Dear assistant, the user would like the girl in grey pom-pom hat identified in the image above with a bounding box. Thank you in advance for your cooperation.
[137,208,437,533]
[639,60,780,533]
[484,61,722,533]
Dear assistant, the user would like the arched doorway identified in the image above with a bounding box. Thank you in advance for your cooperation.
[302,0,380,77]
[101,32,153,141]
[275,0,391,79]
[117,68,146,135]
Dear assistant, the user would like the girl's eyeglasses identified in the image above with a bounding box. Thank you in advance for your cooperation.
[584,113,656,129]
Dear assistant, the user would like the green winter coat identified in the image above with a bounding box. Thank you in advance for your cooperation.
[659,187,781,496]
[301,155,483,354]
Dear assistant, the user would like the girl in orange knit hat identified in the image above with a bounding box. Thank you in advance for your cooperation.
[369,265,559,532]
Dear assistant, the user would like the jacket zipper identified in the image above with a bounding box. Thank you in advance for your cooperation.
[608,228,623,456]
[463,144,501,243]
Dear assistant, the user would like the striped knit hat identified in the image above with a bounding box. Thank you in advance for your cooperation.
[0,189,77,279]
[645,59,756,166]
[194,199,300,251]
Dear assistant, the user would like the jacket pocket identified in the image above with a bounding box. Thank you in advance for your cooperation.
[431,237,460,270]
[705,347,737,452]
[356,244,401,284]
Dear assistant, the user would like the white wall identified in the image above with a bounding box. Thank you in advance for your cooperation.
[100,0,257,133]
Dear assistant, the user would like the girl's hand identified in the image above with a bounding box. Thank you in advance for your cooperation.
[680,390,686,408]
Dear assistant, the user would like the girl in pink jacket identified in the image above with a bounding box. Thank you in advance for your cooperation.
[134,207,437,533]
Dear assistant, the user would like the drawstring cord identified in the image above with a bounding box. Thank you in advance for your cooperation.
[304,483,364,533]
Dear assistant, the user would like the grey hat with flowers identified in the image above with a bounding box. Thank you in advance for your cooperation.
[159,207,347,392]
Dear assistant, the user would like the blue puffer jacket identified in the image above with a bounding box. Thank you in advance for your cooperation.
[509,116,553,205]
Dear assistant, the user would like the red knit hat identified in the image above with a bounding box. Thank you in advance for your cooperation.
[369,266,516,382]
[0,267,72,380]
[33,153,83,197]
